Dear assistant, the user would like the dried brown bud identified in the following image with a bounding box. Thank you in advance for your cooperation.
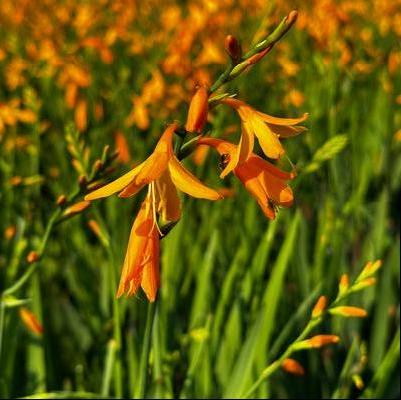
[94,159,103,172]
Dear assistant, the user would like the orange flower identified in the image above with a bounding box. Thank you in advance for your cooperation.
[219,98,308,177]
[85,123,222,221]
[304,335,340,348]
[117,195,160,301]
[199,138,295,219]
[185,86,209,133]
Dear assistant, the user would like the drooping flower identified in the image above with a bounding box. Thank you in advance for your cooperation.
[219,98,308,177]
[116,194,160,301]
[85,123,222,210]
[199,138,295,219]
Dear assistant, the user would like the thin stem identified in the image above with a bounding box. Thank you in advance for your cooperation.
[0,301,5,363]
[242,307,332,398]
[135,300,157,398]
[3,208,62,297]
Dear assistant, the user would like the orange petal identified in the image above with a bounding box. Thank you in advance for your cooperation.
[235,163,275,219]
[250,114,285,159]
[168,156,222,200]
[257,111,309,126]
[116,199,154,298]
[220,121,253,178]
[141,229,160,302]
[198,137,236,155]
[267,123,307,138]
[85,164,142,200]
[249,155,296,180]
[155,171,181,222]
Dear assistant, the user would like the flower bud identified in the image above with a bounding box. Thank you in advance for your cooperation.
[63,200,91,217]
[312,295,327,318]
[56,194,67,206]
[338,273,349,296]
[329,306,367,318]
[282,358,305,376]
[185,86,209,133]
[224,35,242,62]
[19,307,43,336]
[293,335,340,350]
[26,251,40,264]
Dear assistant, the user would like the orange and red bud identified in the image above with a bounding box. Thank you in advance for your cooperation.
[185,86,209,133]
[225,35,242,62]
[282,358,305,376]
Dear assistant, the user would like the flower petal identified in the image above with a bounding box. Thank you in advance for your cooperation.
[155,171,181,222]
[116,199,154,298]
[257,111,309,126]
[220,121,254,178]
[85,163,142,201]
[250,114,285,159]
[133,123,177,185]
[267,123,307,138]
[141,229,160,302]
[168,156,222,200]
[235,163,275,219]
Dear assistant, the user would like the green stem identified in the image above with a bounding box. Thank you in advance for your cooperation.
[242,317,321,398]
[3,208,62,297]
[135,300,157,398]
[0,301,5,363]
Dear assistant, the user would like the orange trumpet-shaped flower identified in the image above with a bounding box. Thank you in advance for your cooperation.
[85,123,222,211]
[185,86,209,133]
[219,98,308,177]
[199,138,295,219]
[117,195,160,301]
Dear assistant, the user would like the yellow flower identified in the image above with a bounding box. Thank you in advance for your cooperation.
[199,138,295,219]
[220,98,308,177]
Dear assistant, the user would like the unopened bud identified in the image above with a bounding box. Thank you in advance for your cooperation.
[358,260,382,281]
[338,274,349,296]
[26,251,40,264]
[78,175,87,187]
[285,10,298,27]
[294,335,340,351]
[63,200,91,217]
[185,86,209,133]
[56,194,67,206]
[329,306,367,318]
[224,35,242,62]
[282,358,305,376]
[19,307,43,336]
[312,296,327,318]
[94,159,103,172]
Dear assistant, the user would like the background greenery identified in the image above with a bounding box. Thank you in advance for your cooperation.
[0,0,399,398]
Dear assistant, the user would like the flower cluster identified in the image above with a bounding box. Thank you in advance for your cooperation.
[85,14,308,301]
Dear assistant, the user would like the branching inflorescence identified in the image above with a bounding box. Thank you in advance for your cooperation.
[85,10,308,302]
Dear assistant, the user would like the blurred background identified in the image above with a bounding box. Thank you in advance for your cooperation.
[0,0,400,398]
